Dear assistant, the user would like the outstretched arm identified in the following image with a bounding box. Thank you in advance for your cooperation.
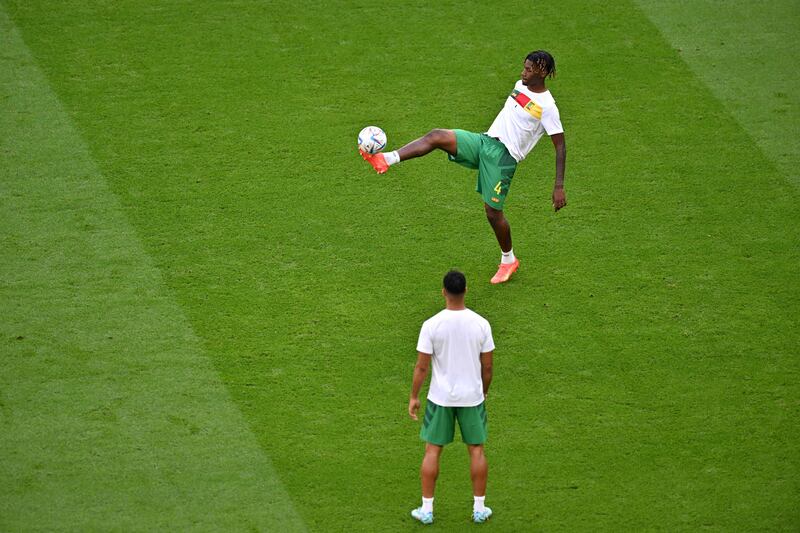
[409,352,432,420]
[551,132,567,211]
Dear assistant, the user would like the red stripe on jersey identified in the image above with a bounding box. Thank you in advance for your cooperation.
[512,90,531,108]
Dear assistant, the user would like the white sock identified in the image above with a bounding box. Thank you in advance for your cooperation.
[383,150,400,166]
[501,248,516,265]
[422,497,434,513]
[473,495,486,512]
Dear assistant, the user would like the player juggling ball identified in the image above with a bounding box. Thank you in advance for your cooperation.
[360,50,567,285]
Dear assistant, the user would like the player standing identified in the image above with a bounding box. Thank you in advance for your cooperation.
[408,270,495,524]
[361,50,566,284]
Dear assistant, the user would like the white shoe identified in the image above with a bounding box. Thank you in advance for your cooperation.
[473,506,493,523]
[411,507,434,524]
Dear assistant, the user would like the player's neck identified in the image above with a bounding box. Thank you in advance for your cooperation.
[526,79,547,93]
[445,299,466,311]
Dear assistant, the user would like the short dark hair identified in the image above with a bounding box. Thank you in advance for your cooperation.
[526,50,556,79]
[443,270,466,295]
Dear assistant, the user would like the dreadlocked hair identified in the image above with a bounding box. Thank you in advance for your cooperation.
[526,50,556,78]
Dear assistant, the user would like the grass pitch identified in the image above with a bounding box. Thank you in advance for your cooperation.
[1,1,798,531]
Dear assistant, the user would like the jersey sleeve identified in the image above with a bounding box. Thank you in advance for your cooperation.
[416,320,433,354]
[481,321,496,353]
[541,104,564,136]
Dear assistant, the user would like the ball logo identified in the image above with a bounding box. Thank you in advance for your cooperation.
[358,126,387,155]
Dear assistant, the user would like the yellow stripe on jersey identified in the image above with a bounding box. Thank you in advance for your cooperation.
[524,101,543,119]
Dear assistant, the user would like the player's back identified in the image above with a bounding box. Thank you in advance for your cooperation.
[420,308,494,407]
[426,309,489,359]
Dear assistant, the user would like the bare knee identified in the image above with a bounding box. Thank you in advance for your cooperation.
[421,129,458,153]
[484,204,504,224]
[425,443,443,459]
[467,444,485,457]
[424,129,449,145]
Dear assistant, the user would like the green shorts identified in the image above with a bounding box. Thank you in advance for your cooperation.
[448,129,517,210]
[420,400,488,446]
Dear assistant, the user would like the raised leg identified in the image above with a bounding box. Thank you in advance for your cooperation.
[397,129,457,160]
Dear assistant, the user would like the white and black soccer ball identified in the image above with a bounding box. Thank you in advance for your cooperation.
[358,126,387,154]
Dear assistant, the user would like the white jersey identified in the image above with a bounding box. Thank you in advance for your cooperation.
[416,308,495,407]
[486,80,563,162]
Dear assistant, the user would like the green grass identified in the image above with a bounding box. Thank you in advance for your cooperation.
[0,7,303,530]
[636,0,800,187]
[1,0,798,531]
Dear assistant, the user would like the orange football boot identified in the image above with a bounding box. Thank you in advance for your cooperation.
[360,149,389,174]
[490,259,520,284]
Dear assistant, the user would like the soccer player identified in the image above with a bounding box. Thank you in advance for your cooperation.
[361,50,567,284]
[408,270,495,524]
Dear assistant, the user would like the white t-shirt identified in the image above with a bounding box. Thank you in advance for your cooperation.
[416,308,495,407]
[486,80,563,162]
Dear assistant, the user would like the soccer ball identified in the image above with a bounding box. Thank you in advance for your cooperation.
[358,126,387,154]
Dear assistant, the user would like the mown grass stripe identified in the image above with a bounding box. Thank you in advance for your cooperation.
[0,5,304,530]
[636,0,800,187]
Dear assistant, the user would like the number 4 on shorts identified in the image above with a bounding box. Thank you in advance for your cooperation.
[493,181,502,195]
